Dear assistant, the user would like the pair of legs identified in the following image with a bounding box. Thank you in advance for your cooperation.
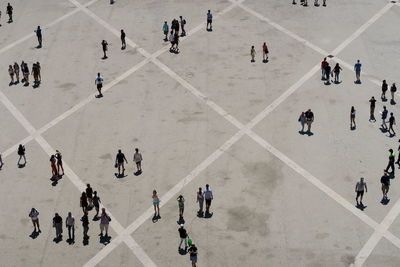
[356,191,364,205]
[389,124,396,135]
[382,118,387,130]
[350,117,356,129]
[334,72,339,83]
[121,39,126,49]
[97,84,103,96]
[263,51,268,61]
[67,225,75,240]
[198,200,204,213]
[57,163,64,176]
[205,199,212,213]
[382,185,389,199]
[391,91,395,102]
[51,164,58,177]
[306,121,312,133]
[370,107,375,121]
[37,36,42,47]
[153,203,160,217]
[83,225,89,239]
[117,162,125,175]
[103,49,107,58]
[321,68,325,80]
[251,54,255,62]
[94,206,100,217]
[136,161,142,171]
[55,224,62,238]
[356,71,361,82]
[9,74,14,83]
[179,237,187,249]
[15,71,19,82]
[32,219,41,232]
[100,224,109,236]
[179,207,184,217]
[18,155,26,165]
[207,20,212,30]
[386,162,395,174]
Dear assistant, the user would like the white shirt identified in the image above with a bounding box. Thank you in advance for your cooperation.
[66,216,75,226]
[203,189,213,200]
[134,152,142,162]
[95,76,103,85]
[29,210,39,220]
[356,181,366,191]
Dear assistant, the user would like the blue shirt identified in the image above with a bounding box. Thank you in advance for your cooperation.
[354,63,361,72]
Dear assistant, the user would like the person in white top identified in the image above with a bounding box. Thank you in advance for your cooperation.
[95,73,104,97]
[29,208,41,233]
[203,184,213,214]
[355,177,367,206]
[65,212,75,241]
[99,208,111,237]
[133,148,143,173]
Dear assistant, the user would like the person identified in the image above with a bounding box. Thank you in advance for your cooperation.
[35,26,42,47]
[196,187,204,215]
[262,42,269,62]
[304,109,314,133]
[81,211,89,240]
[0,10,2,26]
[369,96,376,122]
[152,190,160,218]
[101,40,108,58]
[179,16,186,36]
[0,152,3,170]
[323,0,327,6]
[163,21,169,41]
[53,213,63,239]
[36,62,41,82]
[55,150,64,176]
[203,184,213,214]
[6,3,13,23]
[95,73,104,97]
[177,195,185,217]
[133,148,143,173]
[80,192,88,213]
[350,106,356,129]
[86,184,93,207]
[93,191,101,218]
[385,149,396,174]
[17,144,26,165]
[381,106,388,130]
[22,62,29,86]
[321,58,328,80]
[29,208,41,233]
[250,46,256,62]
[32,63,39,86]
[298,112,306,133]
[324,63,331,84]
[178,224,188,251]
[171,18,179,35]
[168,30,175,51]
[13,62,19,83]
[115,149,128,176]
[8,65,14,85]
[99,208,111,237]
[381,171,390,200]
[65,212,75,241]
[355,177,367,206]
[390,83,397,104]
[333,63,342,83]
[188,244,198,267]
[354,60,362,83]
[389,112,396,136]
[173,32,179,52]
[381,80,388,101]
[120,29,126,50]
[206,10,213,31]
[50,154,58,178]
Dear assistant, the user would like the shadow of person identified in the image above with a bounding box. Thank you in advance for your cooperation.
[29,231,39,239]
[177,216,185,225]
[18,163,26,168]
[114,173,127,179]
[67,238,75,245]
[356,203,366,211]
[152,214,159,223]
[391,99,396,105]
[100,235,111,245]
[53,236,62,243]
[298,130,305,135]
[381,197,390,205]
[204,212,213,219]
[83,236,89,246]
[197,211,204,218]
[134,170,142,176]
[306,131,314,136]
[178,248,188,255]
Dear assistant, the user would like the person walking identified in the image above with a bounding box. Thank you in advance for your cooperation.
[203,184,213,214]
[17,144,26,166]
[324,63,331,84]
[262,42,269,62]
[298,112,306,133]
[381,106,388,130]
[35,26,42,48]
[350,106,356,129]
[381,171,390,200]
[390,83,397,104]
[188,243,198,267]
[250,46,256,62]
[99,208,111,237]
[53,213,63,240]
[29,208,41,233]
[385,149,396,174]
[86,184,93,208]
[55,150,64,176]
[173,32,179,52]
[50,154,58,178]
[206,10,213,31]
[163,21,169,41]
[32,63,39,86]
[152,190,160,218]
[355,177,367,206]
[120,29,126,50]
[354,60,362,83]
[196,187,204,215]
[178,224,188,251]
[22,62,29,86]
[133,148,143,173]
[80,192,88,213]
[115,149,128,176]
[93,191,101,218]
[6,3,13,23]
[304,109,314,134]
[65,212,75,242]
[381,80,388,101]
[177,195,185,218]
[81,211,89,240]
[333,63,342,83]
[8,65,14,85]
[95,73,104,97]
[101,40,108,59]
[369,96,376,122]
[321,58,328,80]
[13,62,19,83]
[179,16,186,36]
[389,113,396,136]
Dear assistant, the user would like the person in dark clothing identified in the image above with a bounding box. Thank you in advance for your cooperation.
[120,30,126,50]
[389,112,396,136]
[304,109,314,133]
[115,149,128,176]
[81,211,89,239]
[332,63,342,83]
[35,26,42,48]
[17,144,26,165]
[178,224,188,251]
[6,3,13,23]
[390,83,397,104]
[381,171,390,200]
[188,244,198,267]
[53,213,63,239]
[369,96,376,122]
[101,40,108,58]
[324,63,331,84]
[385,149,396,174]
[381,80,388,101]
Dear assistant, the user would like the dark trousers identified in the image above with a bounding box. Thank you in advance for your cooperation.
[386,162,395,173]
[67,225,75,240]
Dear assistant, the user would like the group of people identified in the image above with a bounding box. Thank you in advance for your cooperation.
[250,42,269,63]
[49,150,64,179]
[164,16,187,53]
[114,148,143,176]
[0,3,13,26]
[320,57,343,84]
[293,0,327,7]
[8,61,41,87]
[381,80,397,104]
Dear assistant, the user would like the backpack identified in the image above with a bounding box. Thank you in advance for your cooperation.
[183,19,186,25]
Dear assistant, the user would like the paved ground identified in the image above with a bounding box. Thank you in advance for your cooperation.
[0,0,400,266]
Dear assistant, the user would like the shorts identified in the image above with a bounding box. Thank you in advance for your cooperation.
[382,185,389,191]
[207,19,212,23]
[190,255,197,263]
[97,84,102,89]
[164,31,168,35]
[356,191,364,198]
[153,201,160,205]
[100,223,109,232]
[205,199,212,206]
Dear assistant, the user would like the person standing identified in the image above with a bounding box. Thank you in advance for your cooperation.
[93,191,101,218]
[86,184,93,208]
[101,40,108,59]
[32,63,39,86]
[29,208,41,233]
[321,58,328,80]
[206,10,213,31]
[6,3,13,23]
[8,65,14,85]
[250,46,256,63]
[65,212,75,242]
[99,208,111,237]
[0,152,3,170]
[369,96,376,122]
[262,42,268,62]
[120,29,126,50]
[55,150,64,176]
[298,112,306,133]
[179,16,186,37]
[381,80,388,101]
[385,149,396,174]
[80,192,88,213]
[188,243,198,267]
[95,73,104,97]
[22,62,29,85]
[81,211,89,240]
[389,113,396,136]
[323,0,327,6]
[36,62,41,82]
[354,60,362,83]
[53,213,63,239]
[324,63,331,84]
[115,149,128,176]
[177,195,185,218]
[152,190,160,218]
[390,83,397,104]
[17,144,26,166]
[50,154,58,178]
[178,224,188,251]
[0,10,2,26]
[381,106,388,130]
[133,148,143,173]
[13,62,19,83]
[35,26,42,48]
[163,21,169,41]
[381,171,390,200]
[203,184,213,214]
[350,106,356,129]
[304,109,314,134]
[196,187,204,215]
[355,177,367,206]
[332,63,342,84]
